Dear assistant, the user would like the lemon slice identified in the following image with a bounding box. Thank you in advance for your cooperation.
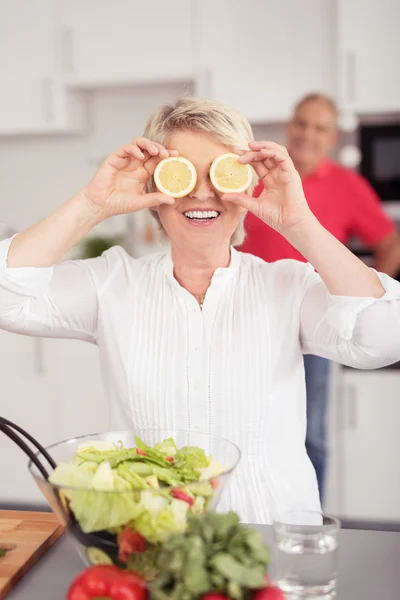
[154,157,197,198]
[210,153,253,193]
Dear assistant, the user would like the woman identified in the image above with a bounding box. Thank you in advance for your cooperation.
[0,97,399,524]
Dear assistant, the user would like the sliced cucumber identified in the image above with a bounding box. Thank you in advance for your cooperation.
[86,546,113,566]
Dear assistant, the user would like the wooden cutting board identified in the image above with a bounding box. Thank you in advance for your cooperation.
[0,510,64,599]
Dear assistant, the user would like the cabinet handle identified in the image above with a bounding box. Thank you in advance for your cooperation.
[347,384,357,430]
[41,78,54,123]
[346,51,356,103]
[33,337,45,376]
[195,69,212,97]
[60,28,74,73]
[337,383,345,432]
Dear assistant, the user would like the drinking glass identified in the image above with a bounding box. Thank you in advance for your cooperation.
[273,509,340,598]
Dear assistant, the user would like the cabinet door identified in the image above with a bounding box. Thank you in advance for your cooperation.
[0,332,56,505]
[337,0,400,113]
[338,370,400,522]
[44,339,109,441]
[58,0,193,84]
[0,0,57,132]
[197,0,335,122]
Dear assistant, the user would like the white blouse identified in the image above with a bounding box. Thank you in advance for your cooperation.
[1,236,400,524]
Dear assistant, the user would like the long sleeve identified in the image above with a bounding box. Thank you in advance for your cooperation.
[0,237,120,343]
[300,266,400,368]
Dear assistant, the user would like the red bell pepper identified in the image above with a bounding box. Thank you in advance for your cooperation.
[165,456,174,463]
[118,526,146,563]
[67,565,146,600]
[136,448,146,456]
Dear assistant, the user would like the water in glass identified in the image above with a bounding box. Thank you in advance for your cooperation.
[273,510,339,599]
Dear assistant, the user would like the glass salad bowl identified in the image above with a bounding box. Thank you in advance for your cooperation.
[28,428,241,577]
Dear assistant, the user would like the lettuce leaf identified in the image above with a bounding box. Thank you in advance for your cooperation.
[152,466,183,487]
[134,498,189,544]
[117,463,151,490]
[153,437,177,458]
[174,445,209,482]
[187,481,214,498]
[50,461,142,532]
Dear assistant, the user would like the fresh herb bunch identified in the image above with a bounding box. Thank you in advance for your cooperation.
[150,511,270,600]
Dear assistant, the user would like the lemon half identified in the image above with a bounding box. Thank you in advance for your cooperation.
[154,157,197,198]
[210,153,253,194]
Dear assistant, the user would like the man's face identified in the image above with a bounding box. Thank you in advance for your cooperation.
[286,100,338,173]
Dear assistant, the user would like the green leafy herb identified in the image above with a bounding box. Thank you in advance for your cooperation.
[150,511,270,599]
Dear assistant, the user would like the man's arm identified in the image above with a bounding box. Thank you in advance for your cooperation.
[373,231,400,277]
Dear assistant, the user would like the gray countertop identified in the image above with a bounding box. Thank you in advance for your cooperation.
[7,525,400,599]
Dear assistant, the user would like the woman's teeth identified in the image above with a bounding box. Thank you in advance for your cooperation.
[183,210,220,220]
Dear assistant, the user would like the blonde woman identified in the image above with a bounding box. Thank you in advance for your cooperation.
[1,97,400,524]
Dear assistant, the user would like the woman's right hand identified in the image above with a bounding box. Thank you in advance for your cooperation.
[81,138,178,218]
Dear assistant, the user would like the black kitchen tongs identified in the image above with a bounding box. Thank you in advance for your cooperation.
[0,416,57,479]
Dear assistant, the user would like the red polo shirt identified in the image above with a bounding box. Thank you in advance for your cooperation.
[240,160,395,262]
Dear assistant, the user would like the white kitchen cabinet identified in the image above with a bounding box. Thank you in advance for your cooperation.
[0,0,61,133]
[0,333,108,506]
[58,0,194,86]
[0,332,56,505]
[196,0,335,122]
[337,0,400,114]
[336,368,400,522]
[44,338,109,441]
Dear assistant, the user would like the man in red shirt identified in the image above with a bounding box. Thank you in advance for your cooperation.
[240,93,400,501]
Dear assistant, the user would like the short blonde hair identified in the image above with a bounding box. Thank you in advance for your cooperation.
[144,97,258,246]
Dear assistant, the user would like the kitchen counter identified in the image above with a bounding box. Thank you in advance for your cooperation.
[7,525,400,599]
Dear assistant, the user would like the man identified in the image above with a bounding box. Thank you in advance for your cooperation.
[240,93,400,502]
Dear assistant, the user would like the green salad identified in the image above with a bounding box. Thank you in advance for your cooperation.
[49,436,225,544]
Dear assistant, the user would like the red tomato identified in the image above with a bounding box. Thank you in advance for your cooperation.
[171,488,194,505]
[117,527,146,563]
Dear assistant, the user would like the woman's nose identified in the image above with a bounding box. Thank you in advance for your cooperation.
[189,175,215,201]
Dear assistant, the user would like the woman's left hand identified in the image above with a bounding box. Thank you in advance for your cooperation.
[222,141,313,235]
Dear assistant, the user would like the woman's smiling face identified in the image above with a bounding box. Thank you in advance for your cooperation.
[154,130,246,251]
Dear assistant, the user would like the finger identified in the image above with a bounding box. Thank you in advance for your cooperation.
[122,192,175,214]
[251,161,269,181]
[150,141,170,158]
[249,141,288,152]
[143,192,176,208]
[133,138,167,157]
[143,155,165,177]
[232,146,248,156]
[222,192,260,213]
[241,147,295,172]
[151,142,179,158]
[135,138,178,159]
[238,148,277,164]
[115,144,145,161]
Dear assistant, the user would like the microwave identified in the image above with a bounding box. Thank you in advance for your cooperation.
[360,123,400,201]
